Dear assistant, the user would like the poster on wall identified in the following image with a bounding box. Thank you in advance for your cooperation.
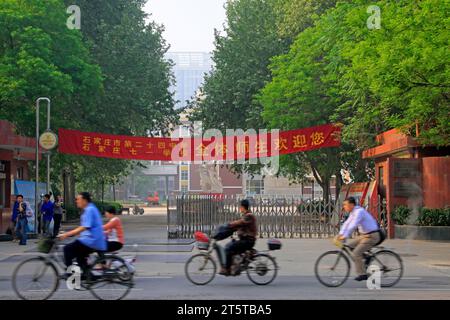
[14,180,47,233]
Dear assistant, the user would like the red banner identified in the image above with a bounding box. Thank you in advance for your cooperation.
[58,124,341,161]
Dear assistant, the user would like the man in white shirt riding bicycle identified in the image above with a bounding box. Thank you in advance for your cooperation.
[337,197,382,281]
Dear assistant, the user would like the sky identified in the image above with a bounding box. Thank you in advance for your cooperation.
[144,0,227,53]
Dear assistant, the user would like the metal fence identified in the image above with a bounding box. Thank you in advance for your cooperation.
[167,194,387,239]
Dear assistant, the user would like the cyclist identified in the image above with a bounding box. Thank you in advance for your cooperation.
[58,192,106,277]
[336,196,382,281]
[220,199,257,276]
[103,206,124,252]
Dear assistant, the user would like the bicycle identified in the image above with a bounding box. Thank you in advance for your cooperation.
[185,234,280,286]
[314,238,404,288]
[12,238,134,300]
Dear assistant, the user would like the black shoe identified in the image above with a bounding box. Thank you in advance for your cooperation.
[354,275,368,281]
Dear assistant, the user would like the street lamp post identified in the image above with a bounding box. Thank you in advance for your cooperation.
[35,97,51,235]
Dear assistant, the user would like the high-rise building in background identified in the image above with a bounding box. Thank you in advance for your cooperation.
[166,52,213,109]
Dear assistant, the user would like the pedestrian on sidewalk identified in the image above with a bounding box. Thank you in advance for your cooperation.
[53,195,64,238]
[10,195,21,242]
[37,194,44,235]
[103,206,124,252]
[14,195,31,245]
[41,194,54,237]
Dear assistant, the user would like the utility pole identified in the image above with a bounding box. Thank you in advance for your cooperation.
[35,97,56,235]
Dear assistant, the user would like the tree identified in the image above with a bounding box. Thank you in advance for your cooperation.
[258,4,350,200]
[334,0,450,147]
[0,0,179,198]
[0,0,103,134]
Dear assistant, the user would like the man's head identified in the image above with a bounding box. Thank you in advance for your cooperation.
[43,194,51,202]
[240,199,250,214]
[105,206,116,219]
[343,197,357,213]
[76,192,92,209]
[16,194,23,203]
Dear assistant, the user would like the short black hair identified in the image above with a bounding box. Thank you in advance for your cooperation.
[44,194,51,200]
[16,194,24,199]
[105,206,116,214]
[344,197,357,205]
[78,192,92,203]
[240,199,250,211]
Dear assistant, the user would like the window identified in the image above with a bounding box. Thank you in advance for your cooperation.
[16,167,24,180]
[378,166,384,186]
[181,185,188,193]
[180,169,189,181]
[246,179,264,195]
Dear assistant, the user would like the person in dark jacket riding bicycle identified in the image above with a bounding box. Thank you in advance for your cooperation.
[220,199,257,276]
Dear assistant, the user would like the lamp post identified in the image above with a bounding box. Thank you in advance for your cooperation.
[35,97,51,235]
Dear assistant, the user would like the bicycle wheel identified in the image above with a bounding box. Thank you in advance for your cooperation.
[314,251,350,287]
[246,254,278,285]
[86,255,133,300]
[12,257,59,300]
[368,250,403,287]
[185,253,216,285]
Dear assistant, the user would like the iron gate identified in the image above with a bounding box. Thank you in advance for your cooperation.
[170,195,373,239]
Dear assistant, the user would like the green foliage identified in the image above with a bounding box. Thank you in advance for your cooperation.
[332,0,450,147]
[64,205,80,221]
[417,208,450,226]
[93,201,123,215]
[392,206,411,225]
[0,0,178,196]
[191,0,289,133]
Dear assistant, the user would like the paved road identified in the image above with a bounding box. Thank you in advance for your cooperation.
[0,213,449,300]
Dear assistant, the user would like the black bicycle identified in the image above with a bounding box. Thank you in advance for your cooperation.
[185,235,280,286]
[12,238,134,300]
[314,240,403,288]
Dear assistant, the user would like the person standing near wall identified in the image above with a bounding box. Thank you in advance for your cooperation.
[53,195,63,238]
[14,195,30,245]
[40,194,54,237]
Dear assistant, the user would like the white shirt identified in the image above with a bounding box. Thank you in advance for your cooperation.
[339,206,379,238]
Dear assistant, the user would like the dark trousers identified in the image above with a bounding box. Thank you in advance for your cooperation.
[63,240,95,273]
[53,214,62,237]
[37,214,42,234]
[107,241,123,252]
[225,238,255,269]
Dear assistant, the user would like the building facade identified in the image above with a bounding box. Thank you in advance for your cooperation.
[0,121,39,234]
[166,52,212,109]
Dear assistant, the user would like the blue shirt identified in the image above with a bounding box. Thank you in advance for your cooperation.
[12,201,19,222]
[41,201,54,221]
[78,203,106,251]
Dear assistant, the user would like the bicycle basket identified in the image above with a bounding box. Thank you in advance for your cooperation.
[37,238,55,254]
[196,241,210,250]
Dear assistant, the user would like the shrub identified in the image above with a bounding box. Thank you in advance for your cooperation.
[65,206,80,221]
[417,207,450,226]
[392,206,411,225]
[93,201,123,215]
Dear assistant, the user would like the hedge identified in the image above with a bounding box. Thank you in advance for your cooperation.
[392,206,450,226]
[392,206,411,225]
[417,207,450,226]
[64,201,123,221]
[93,201,123,215]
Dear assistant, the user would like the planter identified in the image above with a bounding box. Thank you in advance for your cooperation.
[394,225,450,241]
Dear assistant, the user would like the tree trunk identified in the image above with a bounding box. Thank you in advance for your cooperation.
[335,170,342,201]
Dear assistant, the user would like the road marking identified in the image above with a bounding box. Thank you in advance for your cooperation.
[357,288,450,291]
[135,276,174,279]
